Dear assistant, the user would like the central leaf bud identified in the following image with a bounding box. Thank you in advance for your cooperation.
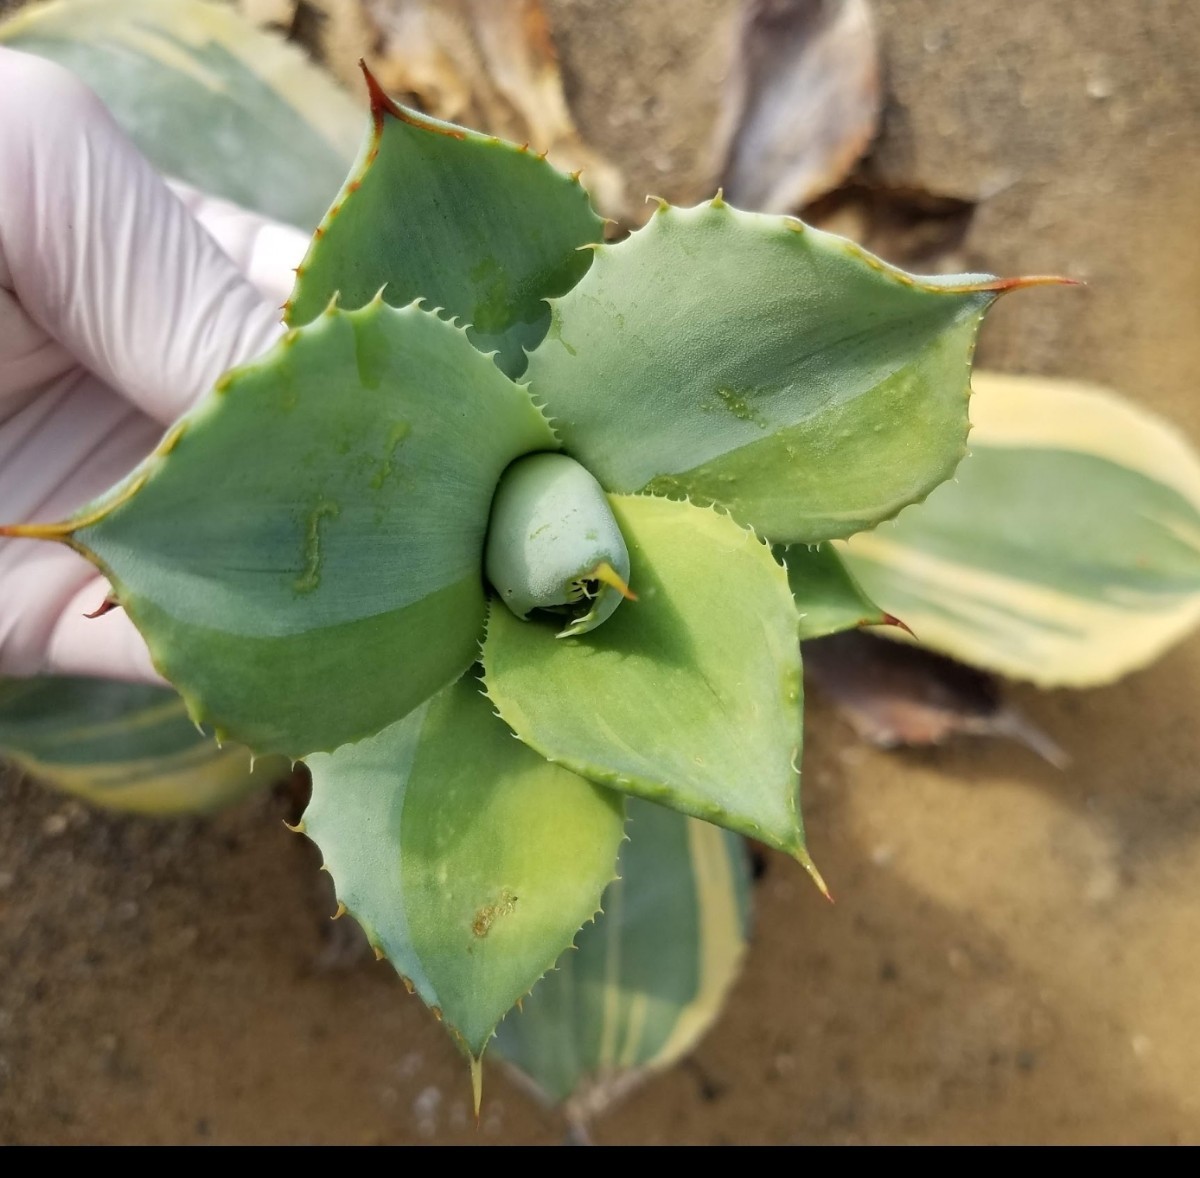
[485,453,635,637]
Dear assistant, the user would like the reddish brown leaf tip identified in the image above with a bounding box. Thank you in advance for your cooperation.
[996,274,1083,293]
[83,597,119,620]
[360,59,396,124]
[359,59,465,140]
[956,274,1082,295]
[879,612,917,639]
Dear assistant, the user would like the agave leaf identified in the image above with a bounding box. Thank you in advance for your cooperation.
[526,199,1062,544]
[840,373,1200,686]
[0,0,361,228]
[0,676,283,814]
[484,494,821,882]
[782,541,897,640]
[493,797,751,1116]
[301,674,626,1060]
[8,302,556,757]
[287,68,604,377]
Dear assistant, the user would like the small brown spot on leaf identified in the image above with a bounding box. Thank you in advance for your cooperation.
[472,888,518,938]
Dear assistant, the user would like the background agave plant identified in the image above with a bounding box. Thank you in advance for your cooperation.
[7,0,1200,1142]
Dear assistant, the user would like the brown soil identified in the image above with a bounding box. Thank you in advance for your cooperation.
[4,0,1200,1145]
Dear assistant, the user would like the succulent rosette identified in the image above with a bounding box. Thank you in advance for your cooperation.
[3,66,1062,1086]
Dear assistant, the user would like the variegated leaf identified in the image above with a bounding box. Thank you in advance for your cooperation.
[0,676,283,814]
[0,0,361,227]
[841,373,1200,685]
[493,798,752,1116]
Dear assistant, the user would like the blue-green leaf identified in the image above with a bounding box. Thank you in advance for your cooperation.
[16,302,556,757]
[287,69,604,377]
[783,541,899,640]
[526,200,1055,543]
[302,674,626,1060]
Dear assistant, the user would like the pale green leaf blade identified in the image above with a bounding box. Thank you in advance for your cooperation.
[782,541,900,640]
[301,674,626,1058]
[493,798,752,1112]
[287,72,604,377]
[0,0,361,228]
[47,302,556,757]
[526,200,1035,544]
[840,373,1200,686]
[0,676,284,814]
[484,495,820,873]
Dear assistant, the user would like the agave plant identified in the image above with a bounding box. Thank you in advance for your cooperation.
[8,0,1200,1126]
[0,54,1071,1097]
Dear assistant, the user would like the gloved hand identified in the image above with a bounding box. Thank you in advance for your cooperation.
[0,47,310,683]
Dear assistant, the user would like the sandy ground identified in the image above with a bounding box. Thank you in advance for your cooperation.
[3,0,1200,1145]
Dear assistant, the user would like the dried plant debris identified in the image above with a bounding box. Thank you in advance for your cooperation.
[804,631,1068,766]
[359,0,625,215]
[715,0,881,213]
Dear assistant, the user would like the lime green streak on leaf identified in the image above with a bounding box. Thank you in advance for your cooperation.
[714,386,768,429]
[368,421,411,491]
[294,499,339,595]
[484,494,810,857]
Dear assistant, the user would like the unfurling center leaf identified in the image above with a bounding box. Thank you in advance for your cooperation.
[486,453,634,637]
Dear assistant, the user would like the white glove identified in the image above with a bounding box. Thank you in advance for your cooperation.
[0,48,310,683]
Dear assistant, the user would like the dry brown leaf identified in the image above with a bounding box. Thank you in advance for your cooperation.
[805,631,1068,766]
[360,0,625,215]
[715,0,881,213]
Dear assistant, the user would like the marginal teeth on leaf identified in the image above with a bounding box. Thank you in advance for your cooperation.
[302,678,625,1060]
